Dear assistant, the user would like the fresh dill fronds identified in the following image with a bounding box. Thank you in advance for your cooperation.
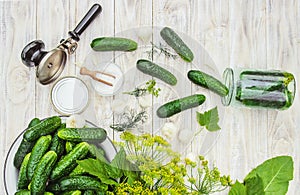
[123,79,161,98]
[146,42,178,60]
[123,88,147,97]
[110,110,148,132]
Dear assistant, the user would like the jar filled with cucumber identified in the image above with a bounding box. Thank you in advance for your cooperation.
[221,68,295,110]
[188,68,295,110]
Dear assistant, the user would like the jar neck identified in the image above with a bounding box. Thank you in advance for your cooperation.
[221,68,234,106]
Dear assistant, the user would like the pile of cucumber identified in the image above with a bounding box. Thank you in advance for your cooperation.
[14,116,108,195]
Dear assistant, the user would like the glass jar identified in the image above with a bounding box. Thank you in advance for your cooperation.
[221,68,296,110]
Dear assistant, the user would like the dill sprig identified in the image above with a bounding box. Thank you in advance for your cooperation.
[123,79,161,98]
[146,42,178,60]
[110,110,148,132]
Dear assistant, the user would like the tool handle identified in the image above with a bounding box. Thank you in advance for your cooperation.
[21,40,47,67]
[69,4,102,41]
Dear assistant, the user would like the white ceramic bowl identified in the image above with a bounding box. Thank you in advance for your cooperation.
[3,117,117,195]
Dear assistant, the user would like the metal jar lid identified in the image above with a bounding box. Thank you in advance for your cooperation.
[51,76,89,115]
[36,48,67,85]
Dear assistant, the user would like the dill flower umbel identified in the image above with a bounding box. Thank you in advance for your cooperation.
[112,132,231,194]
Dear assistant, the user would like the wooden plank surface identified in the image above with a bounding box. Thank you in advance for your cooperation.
[0,1,37,193]
[1,0,299,194]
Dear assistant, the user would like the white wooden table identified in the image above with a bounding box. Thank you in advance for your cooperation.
[1,1,299,194]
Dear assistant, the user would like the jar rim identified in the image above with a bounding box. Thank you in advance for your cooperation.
[221,68,234,106]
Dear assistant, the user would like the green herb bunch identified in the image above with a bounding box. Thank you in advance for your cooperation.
[123,79,161,98]
[146,42,178,60]
[110,110,148,132]
[114,132,232,194]
[185,156,232,194]
[78,131,232,194]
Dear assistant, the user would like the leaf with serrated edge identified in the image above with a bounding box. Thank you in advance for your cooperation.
[196,107,221,131]
[229,181,247,195]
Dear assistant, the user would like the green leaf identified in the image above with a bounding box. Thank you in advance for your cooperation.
[108,147,127,178]
[229,181,247,195]
[122,161,140,185]
[245,175,265,195]
[77,158,118,185]
[196,106,221,131]
[245,156,293,195]
[88,144,108,163]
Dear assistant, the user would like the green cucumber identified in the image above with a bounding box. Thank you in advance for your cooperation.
[15,189,31,195]
[30,151,58,195]
[47,176,107,192]
[160,27,194,62]
[50,132,65,157]
[14,118,41,169]
[157,94,206,118]
[49,124,66,157]
[50,142,90,180]
[62,190,82,195]
[188,70,229,97]
[69,164,88,176]
[15,189,54,195]
[27,135,52,180]
[24,116,61,142]
[66,141,77,153]
[17,153,31,190]
[58,128,107,143]
[90,37,137,51]
[28,118,42,127]
[136,59,177,86]
[83,190,95,195]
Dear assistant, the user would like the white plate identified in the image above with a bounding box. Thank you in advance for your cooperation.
[3,116,117,195]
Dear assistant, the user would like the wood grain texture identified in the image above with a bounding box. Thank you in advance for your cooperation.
[190,0,232,183]
[227,0,268,182]
[0,1,36,193]
[152,0,194,158]
[1,0,300,194]
[113,0,153,141]
[35,0,69,118]
[266,1,299,194]
[74,0,115,139]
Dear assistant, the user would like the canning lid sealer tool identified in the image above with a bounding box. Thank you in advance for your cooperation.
[21,4,102,85]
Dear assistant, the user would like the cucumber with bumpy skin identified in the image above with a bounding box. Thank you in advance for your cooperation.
[47,176,107,192]
[160,27,194,62]
[62,190,82,195]
[65,141,77,153]
[91,37,137,51]
[15,189,54,195]
[14,118,41,169]
[50,123,66,157]
[69,164,88,176]
[136,59,177,86]
[157,94,206,118]
[27,135,52,180]
[83,190,95,195]
[30,151,57,195]
[188,70,229,97]
[15,189,31,195]
[50,132,65,157]
[50,142,90,181]
[58,128,107,143]
[24,116,61,142]
[17,153,31,190]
